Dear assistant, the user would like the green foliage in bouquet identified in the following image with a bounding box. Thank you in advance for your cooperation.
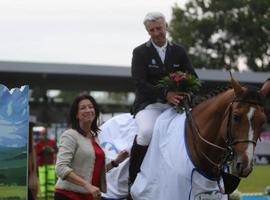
[158,70,201,113]
[159,71,201,92]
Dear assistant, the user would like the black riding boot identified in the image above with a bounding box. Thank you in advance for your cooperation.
[128,136,148,186]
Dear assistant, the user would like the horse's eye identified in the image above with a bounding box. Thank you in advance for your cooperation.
[233,114,241,123]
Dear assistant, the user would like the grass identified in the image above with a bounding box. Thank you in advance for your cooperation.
[0,185,26,199]
[238,165,270,193]
[1,166,267,199]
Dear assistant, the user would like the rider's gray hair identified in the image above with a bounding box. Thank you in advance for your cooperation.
[143,12,166,27]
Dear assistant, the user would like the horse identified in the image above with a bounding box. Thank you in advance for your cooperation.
[99,77,270,200]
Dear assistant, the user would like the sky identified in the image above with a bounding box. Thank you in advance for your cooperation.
[0,0,187,67]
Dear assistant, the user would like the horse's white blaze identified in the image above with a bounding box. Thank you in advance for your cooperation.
[246,107,256,166]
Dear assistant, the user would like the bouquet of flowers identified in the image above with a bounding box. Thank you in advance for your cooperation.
[158,70,201,113]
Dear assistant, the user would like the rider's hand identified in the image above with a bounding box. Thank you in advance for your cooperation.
[166,91,184,106]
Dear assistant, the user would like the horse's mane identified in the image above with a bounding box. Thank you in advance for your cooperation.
[190,84,263,108]
[190,85,230,108]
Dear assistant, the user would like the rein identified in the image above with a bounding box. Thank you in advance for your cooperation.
[183,97,261,173]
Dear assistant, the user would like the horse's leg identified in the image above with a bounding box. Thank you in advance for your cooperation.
[128,136,148,186]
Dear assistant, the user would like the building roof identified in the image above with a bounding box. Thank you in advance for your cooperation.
[0,61,268,92]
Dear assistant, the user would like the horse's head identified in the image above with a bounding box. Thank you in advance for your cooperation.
[229,78,270,177]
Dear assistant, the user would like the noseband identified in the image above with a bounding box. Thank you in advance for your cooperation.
[184,97,263,171]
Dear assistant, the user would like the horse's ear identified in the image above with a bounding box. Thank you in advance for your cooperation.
[260,79,270,97]
[230,75,244,97]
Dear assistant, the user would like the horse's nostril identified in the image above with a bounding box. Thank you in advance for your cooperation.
[235,160,252,177]
[251,160,254,168]
[236,162,243,173]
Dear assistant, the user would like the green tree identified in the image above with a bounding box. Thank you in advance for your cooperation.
[169,0,270,71]
[58,90,81,104]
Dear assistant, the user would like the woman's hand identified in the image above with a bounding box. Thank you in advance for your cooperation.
[84,183,102,200]
[106,149,129,172]
[114,149,129,164]
[65,171,102,200]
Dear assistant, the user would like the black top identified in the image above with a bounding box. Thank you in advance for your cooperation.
[131,40,198,115]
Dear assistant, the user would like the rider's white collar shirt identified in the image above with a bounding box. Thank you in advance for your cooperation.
[152,40,167,64]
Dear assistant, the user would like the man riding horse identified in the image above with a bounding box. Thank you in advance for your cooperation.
[129,11,198,189]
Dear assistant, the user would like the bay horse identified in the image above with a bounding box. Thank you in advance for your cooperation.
[100,77,270,200]
[188,77,268,176]
[184,76,268,194]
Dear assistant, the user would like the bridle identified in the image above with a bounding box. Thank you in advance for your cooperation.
[225,98,262,148]
[184,96,263,173]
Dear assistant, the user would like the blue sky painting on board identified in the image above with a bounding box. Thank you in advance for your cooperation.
[0,84,29,147]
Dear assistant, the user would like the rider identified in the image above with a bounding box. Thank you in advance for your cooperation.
[129,12,198,187]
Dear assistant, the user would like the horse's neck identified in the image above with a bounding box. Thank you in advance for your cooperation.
[193,89,234,139]
[187,89,234,176]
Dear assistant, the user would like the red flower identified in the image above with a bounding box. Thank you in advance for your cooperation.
[173,72,187,82]
[158,70,201,113]
[174,76,182,82]
[169,73,176,80]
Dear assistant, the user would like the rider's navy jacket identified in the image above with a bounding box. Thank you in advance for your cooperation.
[131,40,198,115]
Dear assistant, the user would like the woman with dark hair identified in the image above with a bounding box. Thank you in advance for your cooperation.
[69,94,101,136]
[54,94,128,200]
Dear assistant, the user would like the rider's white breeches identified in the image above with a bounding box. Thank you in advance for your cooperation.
[135,103,170,146]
